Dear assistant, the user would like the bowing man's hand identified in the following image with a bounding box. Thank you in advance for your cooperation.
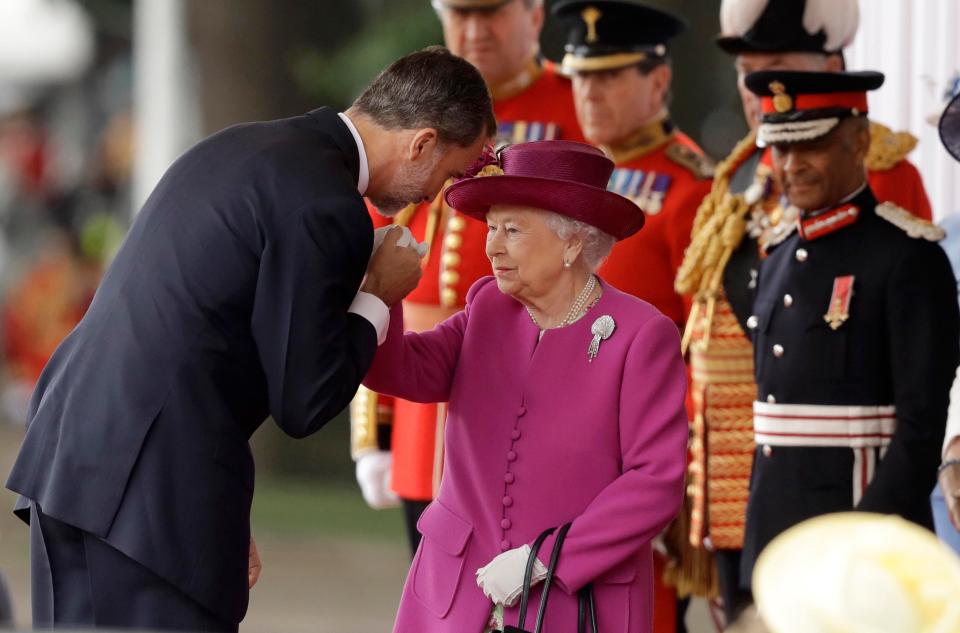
[362,226,424,307]
[248,536,262,589]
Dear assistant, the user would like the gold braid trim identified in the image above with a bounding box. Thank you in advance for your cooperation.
[675,131,758,300]
[866,121,918,171]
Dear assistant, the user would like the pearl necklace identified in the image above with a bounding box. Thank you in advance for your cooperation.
[526,275,598,330]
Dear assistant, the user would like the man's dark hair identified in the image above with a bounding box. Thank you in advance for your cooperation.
[353,46,497,147]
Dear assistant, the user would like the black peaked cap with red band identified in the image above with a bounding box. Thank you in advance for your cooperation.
[745,70,884,146]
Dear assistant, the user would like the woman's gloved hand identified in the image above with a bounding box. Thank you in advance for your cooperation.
[476,545,548,606]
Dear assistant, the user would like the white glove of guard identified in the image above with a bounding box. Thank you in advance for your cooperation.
[355,450,400,509]
[476,545,548,607]
[371,225,429,263]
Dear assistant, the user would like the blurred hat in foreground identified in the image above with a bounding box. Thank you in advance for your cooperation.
[939,87,960,162]
[754,513,960,633]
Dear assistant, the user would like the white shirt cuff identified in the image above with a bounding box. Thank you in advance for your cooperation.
[349,291,389,345]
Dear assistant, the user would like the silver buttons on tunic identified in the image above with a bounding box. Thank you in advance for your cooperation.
[762,445,773,457]
[766,394,777,404]
[747,315,759,330]
[783,294,794,308]
[773,344,785,358]
[796,248,808,262]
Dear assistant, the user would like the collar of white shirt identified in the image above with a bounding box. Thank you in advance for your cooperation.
[338,112,369,195]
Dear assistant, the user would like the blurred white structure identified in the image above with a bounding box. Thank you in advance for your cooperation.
[846,0,960,220]
[133,0,199,214]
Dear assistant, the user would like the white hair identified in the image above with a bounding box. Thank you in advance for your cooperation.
[543,212,615,272]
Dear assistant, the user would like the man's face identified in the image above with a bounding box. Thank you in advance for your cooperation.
[572,65,668,146]
[371,135,489,216]
[735,52,839,131]
[438,0,543,87]
[770,119,869,212]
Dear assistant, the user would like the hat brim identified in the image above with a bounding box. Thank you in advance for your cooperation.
[715,34,833,56]
[939,91,960,162]
[445,175,644,240]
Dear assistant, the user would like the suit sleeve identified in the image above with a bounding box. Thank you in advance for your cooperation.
[540,314,689,593]
[859,241,959,513]
[251,197,378,439]
[363,278,494,403]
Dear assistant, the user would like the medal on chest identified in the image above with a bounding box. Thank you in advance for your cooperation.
[824,275,855,330]
[607,168,673,215]
[497,120,561,145]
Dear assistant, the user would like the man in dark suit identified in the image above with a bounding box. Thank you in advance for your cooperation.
[5,46,495,632]
[740,70,959,594]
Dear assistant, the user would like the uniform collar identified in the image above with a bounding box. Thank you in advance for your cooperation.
[796,184,876,241]
[489,57,543,102]
[601,110,675,164]
[337,112,369,195]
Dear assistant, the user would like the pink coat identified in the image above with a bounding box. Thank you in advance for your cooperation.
[365,276,688,633]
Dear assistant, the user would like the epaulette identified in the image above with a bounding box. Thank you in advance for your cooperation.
[866,121,918,171]
[875,201,945,241]
[666,143,715,180]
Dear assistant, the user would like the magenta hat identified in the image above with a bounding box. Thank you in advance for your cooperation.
[444,140,645,240]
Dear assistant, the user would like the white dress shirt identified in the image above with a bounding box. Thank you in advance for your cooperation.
[339,111,388,345]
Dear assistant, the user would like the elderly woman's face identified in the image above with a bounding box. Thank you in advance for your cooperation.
[485,205,568,299]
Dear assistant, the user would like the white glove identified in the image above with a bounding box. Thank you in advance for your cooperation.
[371,225,429,263]
[476,545,548,607]
[355,450,399,509]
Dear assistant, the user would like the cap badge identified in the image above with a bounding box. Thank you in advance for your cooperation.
[770,81,793,113]
[581,6,602,44]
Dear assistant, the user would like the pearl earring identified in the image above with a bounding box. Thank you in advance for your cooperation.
[564,260,571,268]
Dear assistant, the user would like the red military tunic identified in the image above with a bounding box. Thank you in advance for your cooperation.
[599,118,714,327]
[357,60,583,501]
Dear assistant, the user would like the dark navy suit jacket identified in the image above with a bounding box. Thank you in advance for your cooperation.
[6,107,379,623]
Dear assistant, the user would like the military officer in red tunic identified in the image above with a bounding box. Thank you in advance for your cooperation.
[351,0,584,556]
[551,3,712,630]
[673,0,937,625]
[553,0,712,331]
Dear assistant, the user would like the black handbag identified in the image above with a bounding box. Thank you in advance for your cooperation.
[498,523,601,633]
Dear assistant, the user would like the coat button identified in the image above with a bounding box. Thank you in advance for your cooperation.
[772,344,784,358]
[504,472,515,484]
[501,518,512,530]
[762,445,773,457]
[746,315,759,330]
[766,394,776,404]
[501,540,511,551]
[783,294,794,308]
[448,216,467,231]
[511,429,521,440]
[502,496,513,507]
[506,451,517,462]
[796,248,808,262]
[517,406,527,417]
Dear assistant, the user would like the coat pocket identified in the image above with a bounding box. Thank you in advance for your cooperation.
[411,501,473,618]
[591,558,637,633]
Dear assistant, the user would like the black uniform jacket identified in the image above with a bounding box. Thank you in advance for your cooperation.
[6,107,378,623]
[741,186,959,585]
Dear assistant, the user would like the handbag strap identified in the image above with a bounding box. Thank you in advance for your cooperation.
[532,522,573,633]
[577,585,599,633]
[515,526,557,627]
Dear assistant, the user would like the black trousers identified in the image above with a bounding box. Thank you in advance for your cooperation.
[30,504,235,631]
[401,498,431,557]
[715,548,754,625]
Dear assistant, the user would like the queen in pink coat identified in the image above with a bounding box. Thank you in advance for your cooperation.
[364,140,688,633]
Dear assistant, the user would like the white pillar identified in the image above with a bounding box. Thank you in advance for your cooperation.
[132,0,199,216]
[846,0,960,221]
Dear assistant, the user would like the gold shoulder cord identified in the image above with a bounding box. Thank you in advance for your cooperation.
[675,131,758,354]
[866,121,918,172]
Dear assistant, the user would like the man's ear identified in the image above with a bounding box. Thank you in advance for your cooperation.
[408,128,439,161]
[652,63,672,106]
